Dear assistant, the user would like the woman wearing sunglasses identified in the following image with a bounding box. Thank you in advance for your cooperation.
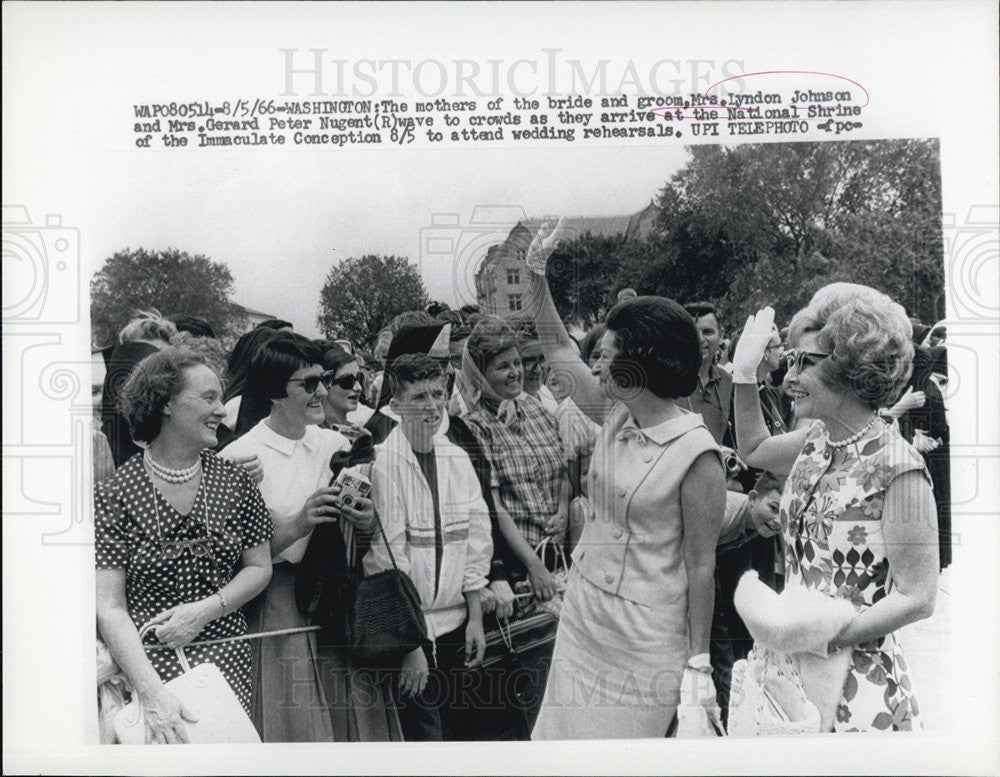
[317,341,374,433]
[221,331,379,742]
[733,283,938,732]
[95,347,273,744]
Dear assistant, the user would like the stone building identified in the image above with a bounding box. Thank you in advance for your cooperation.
[473,202,658,316]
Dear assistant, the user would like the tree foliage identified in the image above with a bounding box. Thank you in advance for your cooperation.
[545,140,945,335]
[317,254,428,350]
[90,247,247,347]
[645,139,945,328]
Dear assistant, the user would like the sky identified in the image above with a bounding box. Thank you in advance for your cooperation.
[73,145,689,338]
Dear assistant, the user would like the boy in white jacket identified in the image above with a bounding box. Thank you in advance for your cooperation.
[364,353,492,741]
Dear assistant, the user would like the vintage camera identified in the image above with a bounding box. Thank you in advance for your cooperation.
[334,469,372,509]
[723,451,744,479]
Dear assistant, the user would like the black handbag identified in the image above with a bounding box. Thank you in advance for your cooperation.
[480,611,558,670]
[349,508,429,667]
[295,432,376,632]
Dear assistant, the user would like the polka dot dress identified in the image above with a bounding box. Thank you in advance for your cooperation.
[95,451,272,713]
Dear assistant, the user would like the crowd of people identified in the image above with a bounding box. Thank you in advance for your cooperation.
[93,228,950,744]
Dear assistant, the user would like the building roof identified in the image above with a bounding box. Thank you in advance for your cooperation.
[233,302,278,319]
[474,201,658,284]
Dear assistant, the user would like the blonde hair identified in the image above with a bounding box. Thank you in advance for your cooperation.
[118,309,177,345]
[789,283,913,408]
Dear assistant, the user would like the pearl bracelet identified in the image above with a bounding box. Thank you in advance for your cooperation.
[215,590,228,613]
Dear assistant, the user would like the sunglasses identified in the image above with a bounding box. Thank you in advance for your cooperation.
[287,370,337,394]
[329,373,362,391]
[785,349,831,373]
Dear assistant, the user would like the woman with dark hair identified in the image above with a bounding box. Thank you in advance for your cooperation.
[221,327,279,440]
[524,221,725,739]
[733,283,938,732]
[221,331,382,742]
[317,341,374,433]
[95,348,272,743]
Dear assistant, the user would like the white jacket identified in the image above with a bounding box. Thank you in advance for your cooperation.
[362,424,492,641]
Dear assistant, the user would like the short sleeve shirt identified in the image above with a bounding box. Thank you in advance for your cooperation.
[464,394,566,549]
[222,420,350,563]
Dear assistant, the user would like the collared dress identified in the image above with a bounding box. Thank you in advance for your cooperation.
[781,420,928,732]
[94,451,273,714]
[532,405,721,739]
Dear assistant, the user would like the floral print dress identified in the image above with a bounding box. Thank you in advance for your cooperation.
[780,420,929,732]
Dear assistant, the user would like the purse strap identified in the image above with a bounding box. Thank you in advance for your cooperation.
[496,616,514,653]
[370,507,401,572]
[533,535,568,573]
[139,622,190,673]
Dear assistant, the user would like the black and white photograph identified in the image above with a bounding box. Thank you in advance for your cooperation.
[3,2,998,775]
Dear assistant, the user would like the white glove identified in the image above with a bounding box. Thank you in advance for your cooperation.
[676,653,724,736]
[731,307,776,384]
[525,216,569,275]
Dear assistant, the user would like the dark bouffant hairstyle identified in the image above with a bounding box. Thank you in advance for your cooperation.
[466,317,520,376]
[387,353,444,395]
[579,323,607,366]
[119,347,216,443]
[244,331,322,400]
[166,314,216,339]
[604,296,701,399]
[256,319,293,331]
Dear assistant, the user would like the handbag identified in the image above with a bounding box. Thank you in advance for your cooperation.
[521,536,569,619]
[113,624,260,745]
[349,509,429,667]
[728,647,821,737]
[480,610,558,670]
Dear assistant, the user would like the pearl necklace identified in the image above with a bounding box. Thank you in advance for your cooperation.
[144,448,202,483]
[827,413,880,449]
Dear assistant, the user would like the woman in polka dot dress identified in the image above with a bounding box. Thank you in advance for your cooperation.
[96,348,273,744]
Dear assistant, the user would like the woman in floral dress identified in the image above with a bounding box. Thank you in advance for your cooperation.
[733,283,939,732]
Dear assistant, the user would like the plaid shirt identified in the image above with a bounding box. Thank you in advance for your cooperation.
[464,394,566,549]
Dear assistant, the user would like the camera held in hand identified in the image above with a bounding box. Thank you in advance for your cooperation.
[334,469,372,509]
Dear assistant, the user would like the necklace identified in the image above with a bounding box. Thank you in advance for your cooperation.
[144,448,201,483]
[827,412,880,449]
[145,462,218,573]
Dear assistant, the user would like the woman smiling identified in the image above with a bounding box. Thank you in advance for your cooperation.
[222,332,379,742]
[95,348,272,744]
[733,284,937,732]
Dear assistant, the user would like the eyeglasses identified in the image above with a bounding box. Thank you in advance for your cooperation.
[287,371,336,394]
[159,538,213,560]
[785,349,831,373]
[329,373,362,391]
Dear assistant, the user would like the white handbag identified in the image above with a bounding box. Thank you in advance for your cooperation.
[114,626,260,745]
[728,647,821,737]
